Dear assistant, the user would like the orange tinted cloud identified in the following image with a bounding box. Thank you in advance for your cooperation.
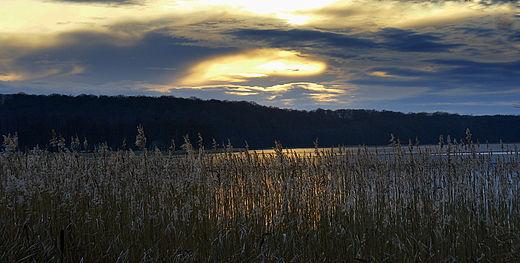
[179,49,327,85]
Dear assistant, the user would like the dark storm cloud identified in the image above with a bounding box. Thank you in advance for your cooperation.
[454,27,496,38]
[229,28,464,53]
[348,72,439,88]
[5,29,239,84]
[427,59,520,72]
[427,59,520,84]
[508,30,520,42]
[78,32,237,83]
[350,59,520,91]
[228,28,379,49]
[378,28,465,52]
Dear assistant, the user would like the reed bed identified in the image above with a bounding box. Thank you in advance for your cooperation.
[1,134,519,262]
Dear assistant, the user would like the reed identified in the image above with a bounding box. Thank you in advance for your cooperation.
[0,134,519,262]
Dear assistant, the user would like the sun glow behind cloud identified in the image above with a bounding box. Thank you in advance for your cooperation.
[0,74,23,82]
[196,0,338,14]
[0,0,336,35]
[1,0,513,36]
[179,49,327,85]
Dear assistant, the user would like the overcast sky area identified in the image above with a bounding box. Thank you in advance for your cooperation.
[1,0,519,115]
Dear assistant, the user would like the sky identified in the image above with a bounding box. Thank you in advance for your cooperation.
[0,0,519,115]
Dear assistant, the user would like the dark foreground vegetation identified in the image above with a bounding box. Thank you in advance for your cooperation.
[1,131,519,262]
[1,93,519,150]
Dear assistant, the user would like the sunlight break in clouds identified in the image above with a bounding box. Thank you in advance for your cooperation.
[0,74,23,82]
[179,49,327,85]
[264,82,348,103]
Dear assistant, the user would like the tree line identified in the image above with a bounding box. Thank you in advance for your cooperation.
[1,93,519,151]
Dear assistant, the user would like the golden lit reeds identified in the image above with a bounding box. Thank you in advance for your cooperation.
[1,133,519,261]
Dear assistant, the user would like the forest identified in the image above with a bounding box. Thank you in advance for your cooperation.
[1,93,519,150]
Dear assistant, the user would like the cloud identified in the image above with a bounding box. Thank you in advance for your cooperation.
[1,0,518,115]
[190,0,339,16]
[309,4,363,18]
[349,58,520,90]
[0,0,155,35]
[0,79,169,96]
[0,28,140,82]
[458,27,497,38]
[228,28,379,50]
[142,82,352,108]
[51,0,142,5]
[426,58,520,84]
[0,27,238,84]
[379,28,465,52]
[367,67,435,78]
[301,0,515,30]
[40,81,347,110]
[431,87,520,97]
[179,49,327,85]
[368,71,415,79]
[228,27,467,56]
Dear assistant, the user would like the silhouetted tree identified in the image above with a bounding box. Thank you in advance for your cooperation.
[1,93,519,150]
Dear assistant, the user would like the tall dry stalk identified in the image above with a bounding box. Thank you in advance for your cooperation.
[0,133,519,262]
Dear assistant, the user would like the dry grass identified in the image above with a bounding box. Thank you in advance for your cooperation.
[1,134,519,262]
